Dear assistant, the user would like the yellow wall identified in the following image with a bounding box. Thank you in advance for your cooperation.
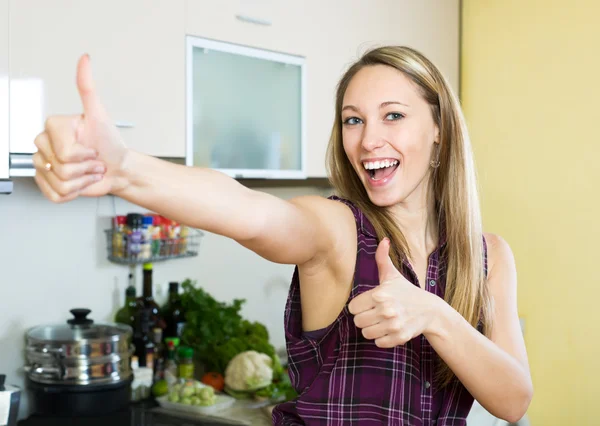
[461,1,599,424]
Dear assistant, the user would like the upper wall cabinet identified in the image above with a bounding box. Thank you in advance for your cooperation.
[9,0,186,157]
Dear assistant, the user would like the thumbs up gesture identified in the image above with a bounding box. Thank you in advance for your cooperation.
[348,238,442,348]
[33,54,129,202]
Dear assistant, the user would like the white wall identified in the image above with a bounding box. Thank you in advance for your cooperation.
[0,177,331,417]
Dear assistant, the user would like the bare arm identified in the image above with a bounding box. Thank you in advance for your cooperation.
[114,150,340,265]
[425,233,533,422]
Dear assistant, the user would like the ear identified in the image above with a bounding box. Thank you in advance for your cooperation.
[434,125,440,144]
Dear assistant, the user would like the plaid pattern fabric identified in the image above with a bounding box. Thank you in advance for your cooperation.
[272,196,487,425]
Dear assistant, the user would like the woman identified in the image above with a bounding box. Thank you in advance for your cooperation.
[33,46,532,425]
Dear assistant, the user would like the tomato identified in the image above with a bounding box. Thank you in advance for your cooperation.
[201,372,225,392]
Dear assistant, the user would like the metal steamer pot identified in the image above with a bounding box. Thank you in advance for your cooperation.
[24,309,134,417]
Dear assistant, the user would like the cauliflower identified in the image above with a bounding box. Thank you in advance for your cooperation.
[224,350,274,391]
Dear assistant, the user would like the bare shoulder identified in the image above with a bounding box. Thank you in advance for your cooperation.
[289,195,357,268]
[289,195,357,231]
[483,232,517,288]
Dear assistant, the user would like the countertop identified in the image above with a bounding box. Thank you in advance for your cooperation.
[17,399,273,426]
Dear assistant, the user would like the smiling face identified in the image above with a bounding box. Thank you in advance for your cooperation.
[341,64,439,208]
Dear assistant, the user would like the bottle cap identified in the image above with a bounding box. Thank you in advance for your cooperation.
[178,346,194,359]
[165,337,180,349]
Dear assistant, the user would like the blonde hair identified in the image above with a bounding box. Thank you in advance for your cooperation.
[326,46,492,387]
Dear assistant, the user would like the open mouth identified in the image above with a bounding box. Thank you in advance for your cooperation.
[362,159,399,182]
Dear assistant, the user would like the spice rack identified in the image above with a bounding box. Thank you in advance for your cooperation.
[104,213,204,265]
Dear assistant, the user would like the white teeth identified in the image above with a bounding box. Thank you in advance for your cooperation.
[362,160,398,170]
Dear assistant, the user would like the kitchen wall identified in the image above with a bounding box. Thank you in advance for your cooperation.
[461,1,599,425]
[0,177,331,417]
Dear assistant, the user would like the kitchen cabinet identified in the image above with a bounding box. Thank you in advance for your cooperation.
[9,0,186,160]
[0,0,9,187]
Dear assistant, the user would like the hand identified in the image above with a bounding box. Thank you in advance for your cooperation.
[33,54,129,202]
[348,238,442,348]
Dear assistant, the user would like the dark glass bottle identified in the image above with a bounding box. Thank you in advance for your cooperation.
[162,282,186,339]
[132,308,155,369]
[138,263,165,330]
[152,328,165,382]
[115,274,137,327]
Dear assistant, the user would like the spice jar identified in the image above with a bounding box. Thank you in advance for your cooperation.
[112,216,127,258]
[177,346,194,379]
[126,214,144,259]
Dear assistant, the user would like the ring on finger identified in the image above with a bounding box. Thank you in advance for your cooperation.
[44,161,52,172]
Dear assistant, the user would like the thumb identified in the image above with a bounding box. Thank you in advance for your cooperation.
[375,238,402,285]
[76,54,107,118]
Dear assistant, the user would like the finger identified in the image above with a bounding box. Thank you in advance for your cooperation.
[374,335,401,349]
[76,53,107,118]
[353,308,380,329]
[376,238,402,284]
[33,151,105,181]
[39,120,97,163]
[354,302,397,328]
[361,318,396,341]
[34,173,79,204]
[44,164,103,198]
[348,290,376,315]
[374,328,414,348]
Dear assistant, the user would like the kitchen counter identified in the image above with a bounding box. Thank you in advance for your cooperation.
[18,399,273,426]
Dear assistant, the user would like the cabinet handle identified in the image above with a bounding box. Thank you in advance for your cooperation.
[114,121,135,129]
[235,14,272,26]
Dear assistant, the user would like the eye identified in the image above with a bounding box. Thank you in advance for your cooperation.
[343,117,363,125]
[385,112,404,121]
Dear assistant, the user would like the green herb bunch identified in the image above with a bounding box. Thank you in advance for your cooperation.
[180,279,283,378]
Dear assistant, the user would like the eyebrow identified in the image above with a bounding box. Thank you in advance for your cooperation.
[341,101,409,113]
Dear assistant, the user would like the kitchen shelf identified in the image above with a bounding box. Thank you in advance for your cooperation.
[104,228,204,265]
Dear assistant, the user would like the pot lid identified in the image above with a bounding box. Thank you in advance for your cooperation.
[27,309,131,342]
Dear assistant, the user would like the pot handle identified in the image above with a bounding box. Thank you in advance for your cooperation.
[24,365,64,380]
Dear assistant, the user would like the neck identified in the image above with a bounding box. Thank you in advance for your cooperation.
[387,180,438,256]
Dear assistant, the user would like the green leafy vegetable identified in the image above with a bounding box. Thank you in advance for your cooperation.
[254,372,298,401]
[180,279,283,377]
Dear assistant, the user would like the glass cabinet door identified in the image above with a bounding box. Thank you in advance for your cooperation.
[186,36,306,179]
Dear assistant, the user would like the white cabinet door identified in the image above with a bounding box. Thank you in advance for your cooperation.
[9,0,186,157]
[0,0,8,179]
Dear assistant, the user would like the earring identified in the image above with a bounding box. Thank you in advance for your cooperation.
[430,143,440,168]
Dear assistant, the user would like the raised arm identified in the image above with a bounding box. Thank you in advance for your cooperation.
[32,54,340,266]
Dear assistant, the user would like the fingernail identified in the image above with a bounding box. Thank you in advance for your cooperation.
[93,166,105,174]
[93,174,103,181]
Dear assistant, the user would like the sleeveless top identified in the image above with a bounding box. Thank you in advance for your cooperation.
[272,196,488,426]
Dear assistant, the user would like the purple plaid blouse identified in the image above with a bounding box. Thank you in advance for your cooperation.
[272,196,487,425]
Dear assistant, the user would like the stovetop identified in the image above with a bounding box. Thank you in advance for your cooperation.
[17,401,235,426]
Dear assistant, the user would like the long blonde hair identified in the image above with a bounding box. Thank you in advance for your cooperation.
[326,46,492,387]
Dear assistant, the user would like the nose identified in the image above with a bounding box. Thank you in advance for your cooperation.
[361,122,386,152]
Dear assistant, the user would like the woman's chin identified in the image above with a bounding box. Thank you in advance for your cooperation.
[365,190,403,208]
